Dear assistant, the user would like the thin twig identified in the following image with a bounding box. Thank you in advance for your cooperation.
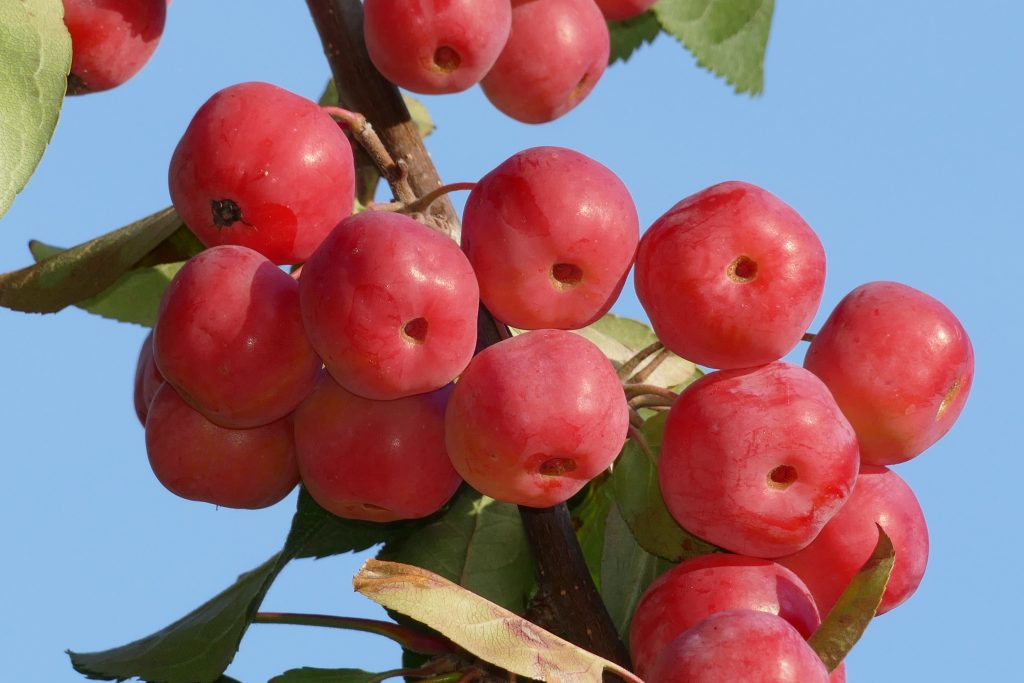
[616,341,663,381]
[623,383,679,402]
[628,346,671,384]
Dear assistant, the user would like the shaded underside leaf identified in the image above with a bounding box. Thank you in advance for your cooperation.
[0,0,71,219]
[571,478,615,591]
[0,207,184,314]
[599,502,673,638]
[355,559,640,683]
[608,11,661,64]
[612,411,718,562]
[30,241,181,326]
[270,667,395,683]
[809,526,896,672]
[378,488,534,614]
[654,0,773,95]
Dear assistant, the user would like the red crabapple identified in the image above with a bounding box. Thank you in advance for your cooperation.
[594,0,657,21]
[133,331,164,425]
[629,554,821,680]
[63,0,167,95]
[635,181,825,369]
[647,610,830,683]
[168,82,355,264]
[299,211,479,401]
[777,465,929,616]
[145,384,299,509]
[461,146,639,330]
[659,362,859,558]
[830,663,846,683]
[363,0,511,94]
[294,371,461,522]
[445,329,628,508]
[153,245,321,429]
[804,281,974,465]
[480,0,610,123]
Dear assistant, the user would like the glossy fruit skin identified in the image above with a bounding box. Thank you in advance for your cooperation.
[648,609,830,683]
[145,384,299,509]
[133,331,164,425]
[777,465,929,616]
[461,146,639,330]
[830,663,846,683]
[300,211,479,400]
[804,281,974,465]
[629,554,821,680]
[168,82,355,265]
[63,0,167,95]
[364,0,511,94]
[660,362,860,558]
[635,181,825,369]
[294,371,461,522]
[154,245,321,429]
[446,329,628,507]
[480,0,610,123]
[594,0,657,21]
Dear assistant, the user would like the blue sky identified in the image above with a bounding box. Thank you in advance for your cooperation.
[0,2,1019,681]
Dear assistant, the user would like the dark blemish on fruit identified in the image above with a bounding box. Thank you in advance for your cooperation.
[539,458,577,476]
[937,377,963,420]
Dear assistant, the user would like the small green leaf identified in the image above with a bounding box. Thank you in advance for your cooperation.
[608,11,661,64]
[70,554,286,683]
[354,560,641,683]
[654,0,774,95]
[270,667,397,683]
[599,502,673,637]
[809,526,896,672]
[612,412,719,562]
[575,314,699,388]
[29,241,181,326]
[379,488,534,614]
[289,487,423,561]
[402,94,436,139]
[572,479,614,590]
[0,0,71,219]
[0,207,184,314]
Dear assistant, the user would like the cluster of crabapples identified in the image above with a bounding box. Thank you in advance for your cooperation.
[129,80,973,681]
[364,0,656,122]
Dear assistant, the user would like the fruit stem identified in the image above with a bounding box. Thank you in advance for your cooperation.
[322,105,417,205]
[252,612,456,655]
[399,182,477,215]
[802,331,817,342]
[627,394,674,410]
[616,341,663,381]
[629,347,671,384]
[623,383,679,402]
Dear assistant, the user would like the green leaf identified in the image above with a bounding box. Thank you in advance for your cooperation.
[608,12,661,64]
[571,478,614,590]
[70,554,287,683]
[809,526,896,672]
[379,488,534,614]
[29,241,182,326]
[0,0,71,219]
[611,412,719,562]
[599,502,673,637]
[355,560,641,683]
[654,0,774,95]
[271,667,396,683]
[290,487,423,561]
[67,489,341,682]
[575,313,700,389]
[0,206,184,314]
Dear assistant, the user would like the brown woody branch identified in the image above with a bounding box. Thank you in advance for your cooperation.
[305,0,631,673]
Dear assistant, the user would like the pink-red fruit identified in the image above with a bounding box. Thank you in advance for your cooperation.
[294,371,461,522]
[133,331,164,425]
[629,554,821,680]
[778,465,929,616]
[659,362,860,558]
[635,181,825,369]
[145,384,299,509]
[481,0,610,123]
[445,330,628,507]
[300,211,479,400]
[594,0,657,21]
[461,146,639,330]
[169,82,355,264]
[804,281,974,465]
[647,610,830,683]
[154,245,321,429]
[63,0,167,94]
[364,0,511,94]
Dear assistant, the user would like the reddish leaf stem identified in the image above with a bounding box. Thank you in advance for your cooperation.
[253,612,456,655]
